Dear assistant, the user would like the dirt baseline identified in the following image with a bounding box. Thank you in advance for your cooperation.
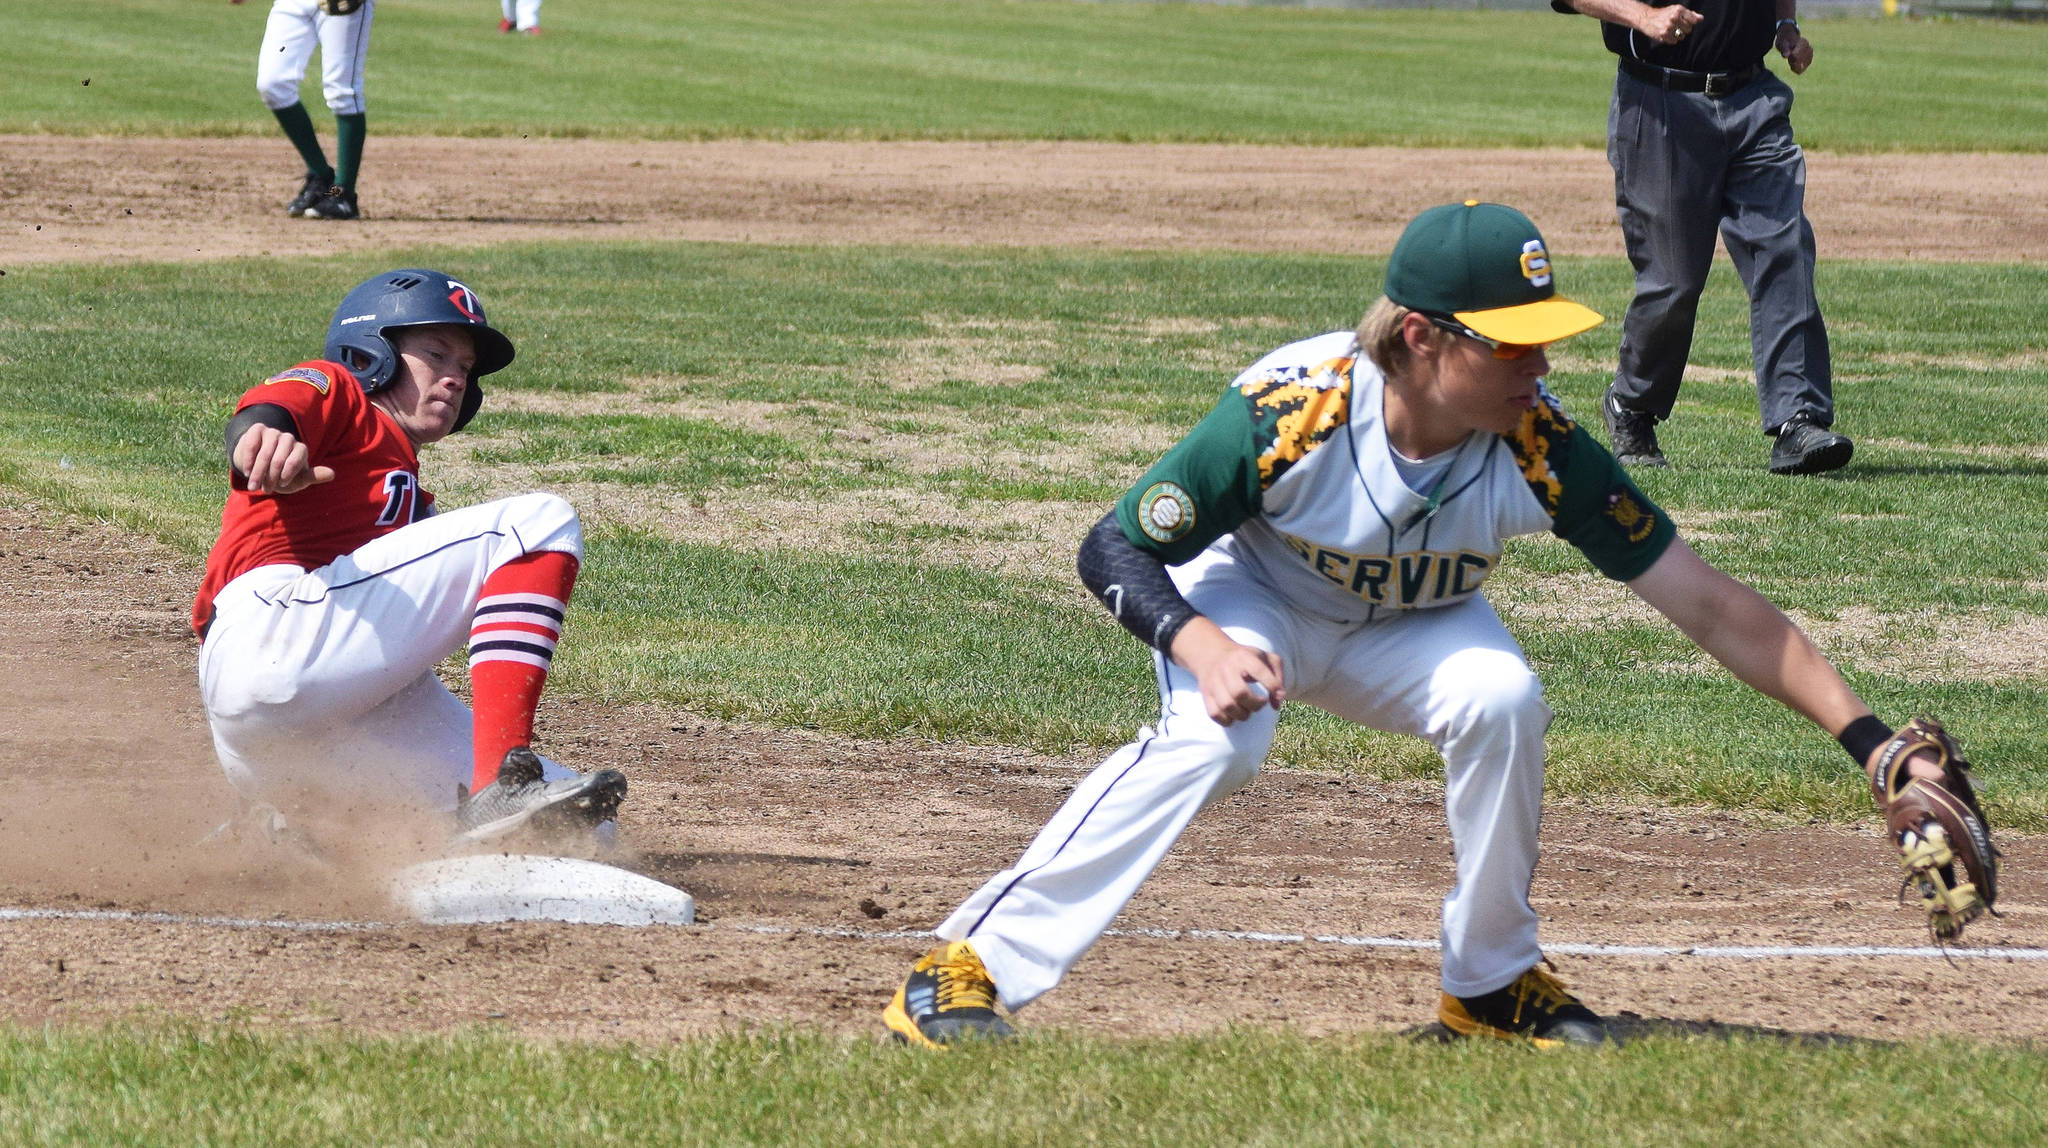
[7,136,2048,266]
[4,505,2044,1045]
[2,137,2045,1046]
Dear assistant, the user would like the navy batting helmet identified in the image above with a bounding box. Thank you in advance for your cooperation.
[324,268,516,433]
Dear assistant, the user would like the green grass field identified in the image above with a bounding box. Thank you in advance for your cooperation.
[6,0,2048,149]
[4,0,2046,1138]
[8,246,2045,827]
[3,1024,2045,1147]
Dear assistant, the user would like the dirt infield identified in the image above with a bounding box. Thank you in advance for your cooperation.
[7,135,2048,265]
[2,137,2045,1046]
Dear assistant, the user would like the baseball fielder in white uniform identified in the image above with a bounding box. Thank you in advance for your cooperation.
[235,0,374,219]
[884,202,1950,1049]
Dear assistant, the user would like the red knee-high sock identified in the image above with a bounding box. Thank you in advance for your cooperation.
[469,550,579,789]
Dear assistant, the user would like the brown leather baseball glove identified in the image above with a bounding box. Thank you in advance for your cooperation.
[1870,717,1999,942]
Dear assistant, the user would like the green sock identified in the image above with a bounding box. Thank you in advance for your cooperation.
[270,103,333,182]
[335,113,366,191]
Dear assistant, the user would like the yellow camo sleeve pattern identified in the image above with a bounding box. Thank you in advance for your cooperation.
[1506,392,1571,517]
[1244,356,1353,490]
[1508,389,1677,582]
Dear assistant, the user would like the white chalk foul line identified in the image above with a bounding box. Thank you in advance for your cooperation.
[0,907,370,932]
[729,923,2048,962]
[1101,927,2048,962]
[7,906,2047,962]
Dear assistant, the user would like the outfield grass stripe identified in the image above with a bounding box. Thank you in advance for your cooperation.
[10,904,2045,961]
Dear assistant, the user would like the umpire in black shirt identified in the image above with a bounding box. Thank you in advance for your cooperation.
[1554,0,1853,476]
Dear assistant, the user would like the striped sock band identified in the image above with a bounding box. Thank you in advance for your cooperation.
[468,550,579,789]
[469,592,565,672]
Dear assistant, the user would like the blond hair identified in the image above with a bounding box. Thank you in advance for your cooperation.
[1355,296,1447,379]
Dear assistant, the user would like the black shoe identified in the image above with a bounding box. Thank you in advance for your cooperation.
[1769,416,1853,476]
[1438,963,1617,1048]
[453,747,628,845]
[286,170,335,217]
[1602,385,1668,468]
[302,186,359,221]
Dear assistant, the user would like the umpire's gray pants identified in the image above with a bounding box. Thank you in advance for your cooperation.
[1608,67,1833,435]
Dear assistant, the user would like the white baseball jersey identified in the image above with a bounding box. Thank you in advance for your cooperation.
[937,330,1678,1009]
[1118,330,1675,613]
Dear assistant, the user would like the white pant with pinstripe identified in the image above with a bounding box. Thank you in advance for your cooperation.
[256,0,375,114]
[199,494,581,812]
[938,545,1553,1006]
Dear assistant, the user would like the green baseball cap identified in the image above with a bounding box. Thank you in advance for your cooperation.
[1385,201,1603,346]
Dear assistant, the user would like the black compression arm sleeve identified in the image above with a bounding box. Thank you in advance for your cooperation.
[1076,511,1200,654]
[224,403,302,478]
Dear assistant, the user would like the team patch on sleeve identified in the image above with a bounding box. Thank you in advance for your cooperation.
[262,366,333,395]
[1241,357,1352,489]
[1136,481,1196,544]
[1603,487,1657,543]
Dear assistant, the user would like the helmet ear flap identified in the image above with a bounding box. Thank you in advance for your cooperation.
[338,339,400,392]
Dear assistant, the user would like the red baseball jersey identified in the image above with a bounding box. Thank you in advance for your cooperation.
[192,361,437,633]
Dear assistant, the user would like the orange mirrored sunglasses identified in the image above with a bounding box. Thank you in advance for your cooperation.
[1423,313,1542,361]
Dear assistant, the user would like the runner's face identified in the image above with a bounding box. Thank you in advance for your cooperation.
[375,326,475,446]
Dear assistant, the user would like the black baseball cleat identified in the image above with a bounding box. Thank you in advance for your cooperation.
[1438,963,1618,1048]
[301,186,360,221]
[286,170,336,217]
[453,746,627,845]
[1602,384,1668,468]
[883,940,1016,1048]
[1768,415,1853,476]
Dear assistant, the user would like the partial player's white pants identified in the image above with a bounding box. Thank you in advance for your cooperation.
[198,494,582,812]
[257,0,376,114]
[939,546,1551,1006]
[500,0,542,31]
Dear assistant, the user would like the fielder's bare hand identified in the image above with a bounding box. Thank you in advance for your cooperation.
[1170,617,1285,726]
[233,424,336,495]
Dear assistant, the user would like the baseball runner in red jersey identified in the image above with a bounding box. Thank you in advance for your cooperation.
[195,269,626,847]
[883,202,1970,1049]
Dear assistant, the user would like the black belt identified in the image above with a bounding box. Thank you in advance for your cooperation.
[1619,56,1759,98]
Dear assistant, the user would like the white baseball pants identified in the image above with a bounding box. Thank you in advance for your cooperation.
[199,494,583,812]
[939,546,1552,1006]
[500,0,542,32]
[256,0,376,115]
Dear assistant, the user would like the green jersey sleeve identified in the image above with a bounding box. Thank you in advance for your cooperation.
[1113,355,1358,566]
[1114,389,1263,566]
[1507,394,1677,582]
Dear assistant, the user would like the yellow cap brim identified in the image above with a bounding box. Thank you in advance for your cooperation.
[1455,297,1604,346]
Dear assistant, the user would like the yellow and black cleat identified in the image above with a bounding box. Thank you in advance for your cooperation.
[1438,963,1616,1049]
[882,940,1015,1049]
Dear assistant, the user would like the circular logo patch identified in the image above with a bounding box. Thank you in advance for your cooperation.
[1137,482,1195,544]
